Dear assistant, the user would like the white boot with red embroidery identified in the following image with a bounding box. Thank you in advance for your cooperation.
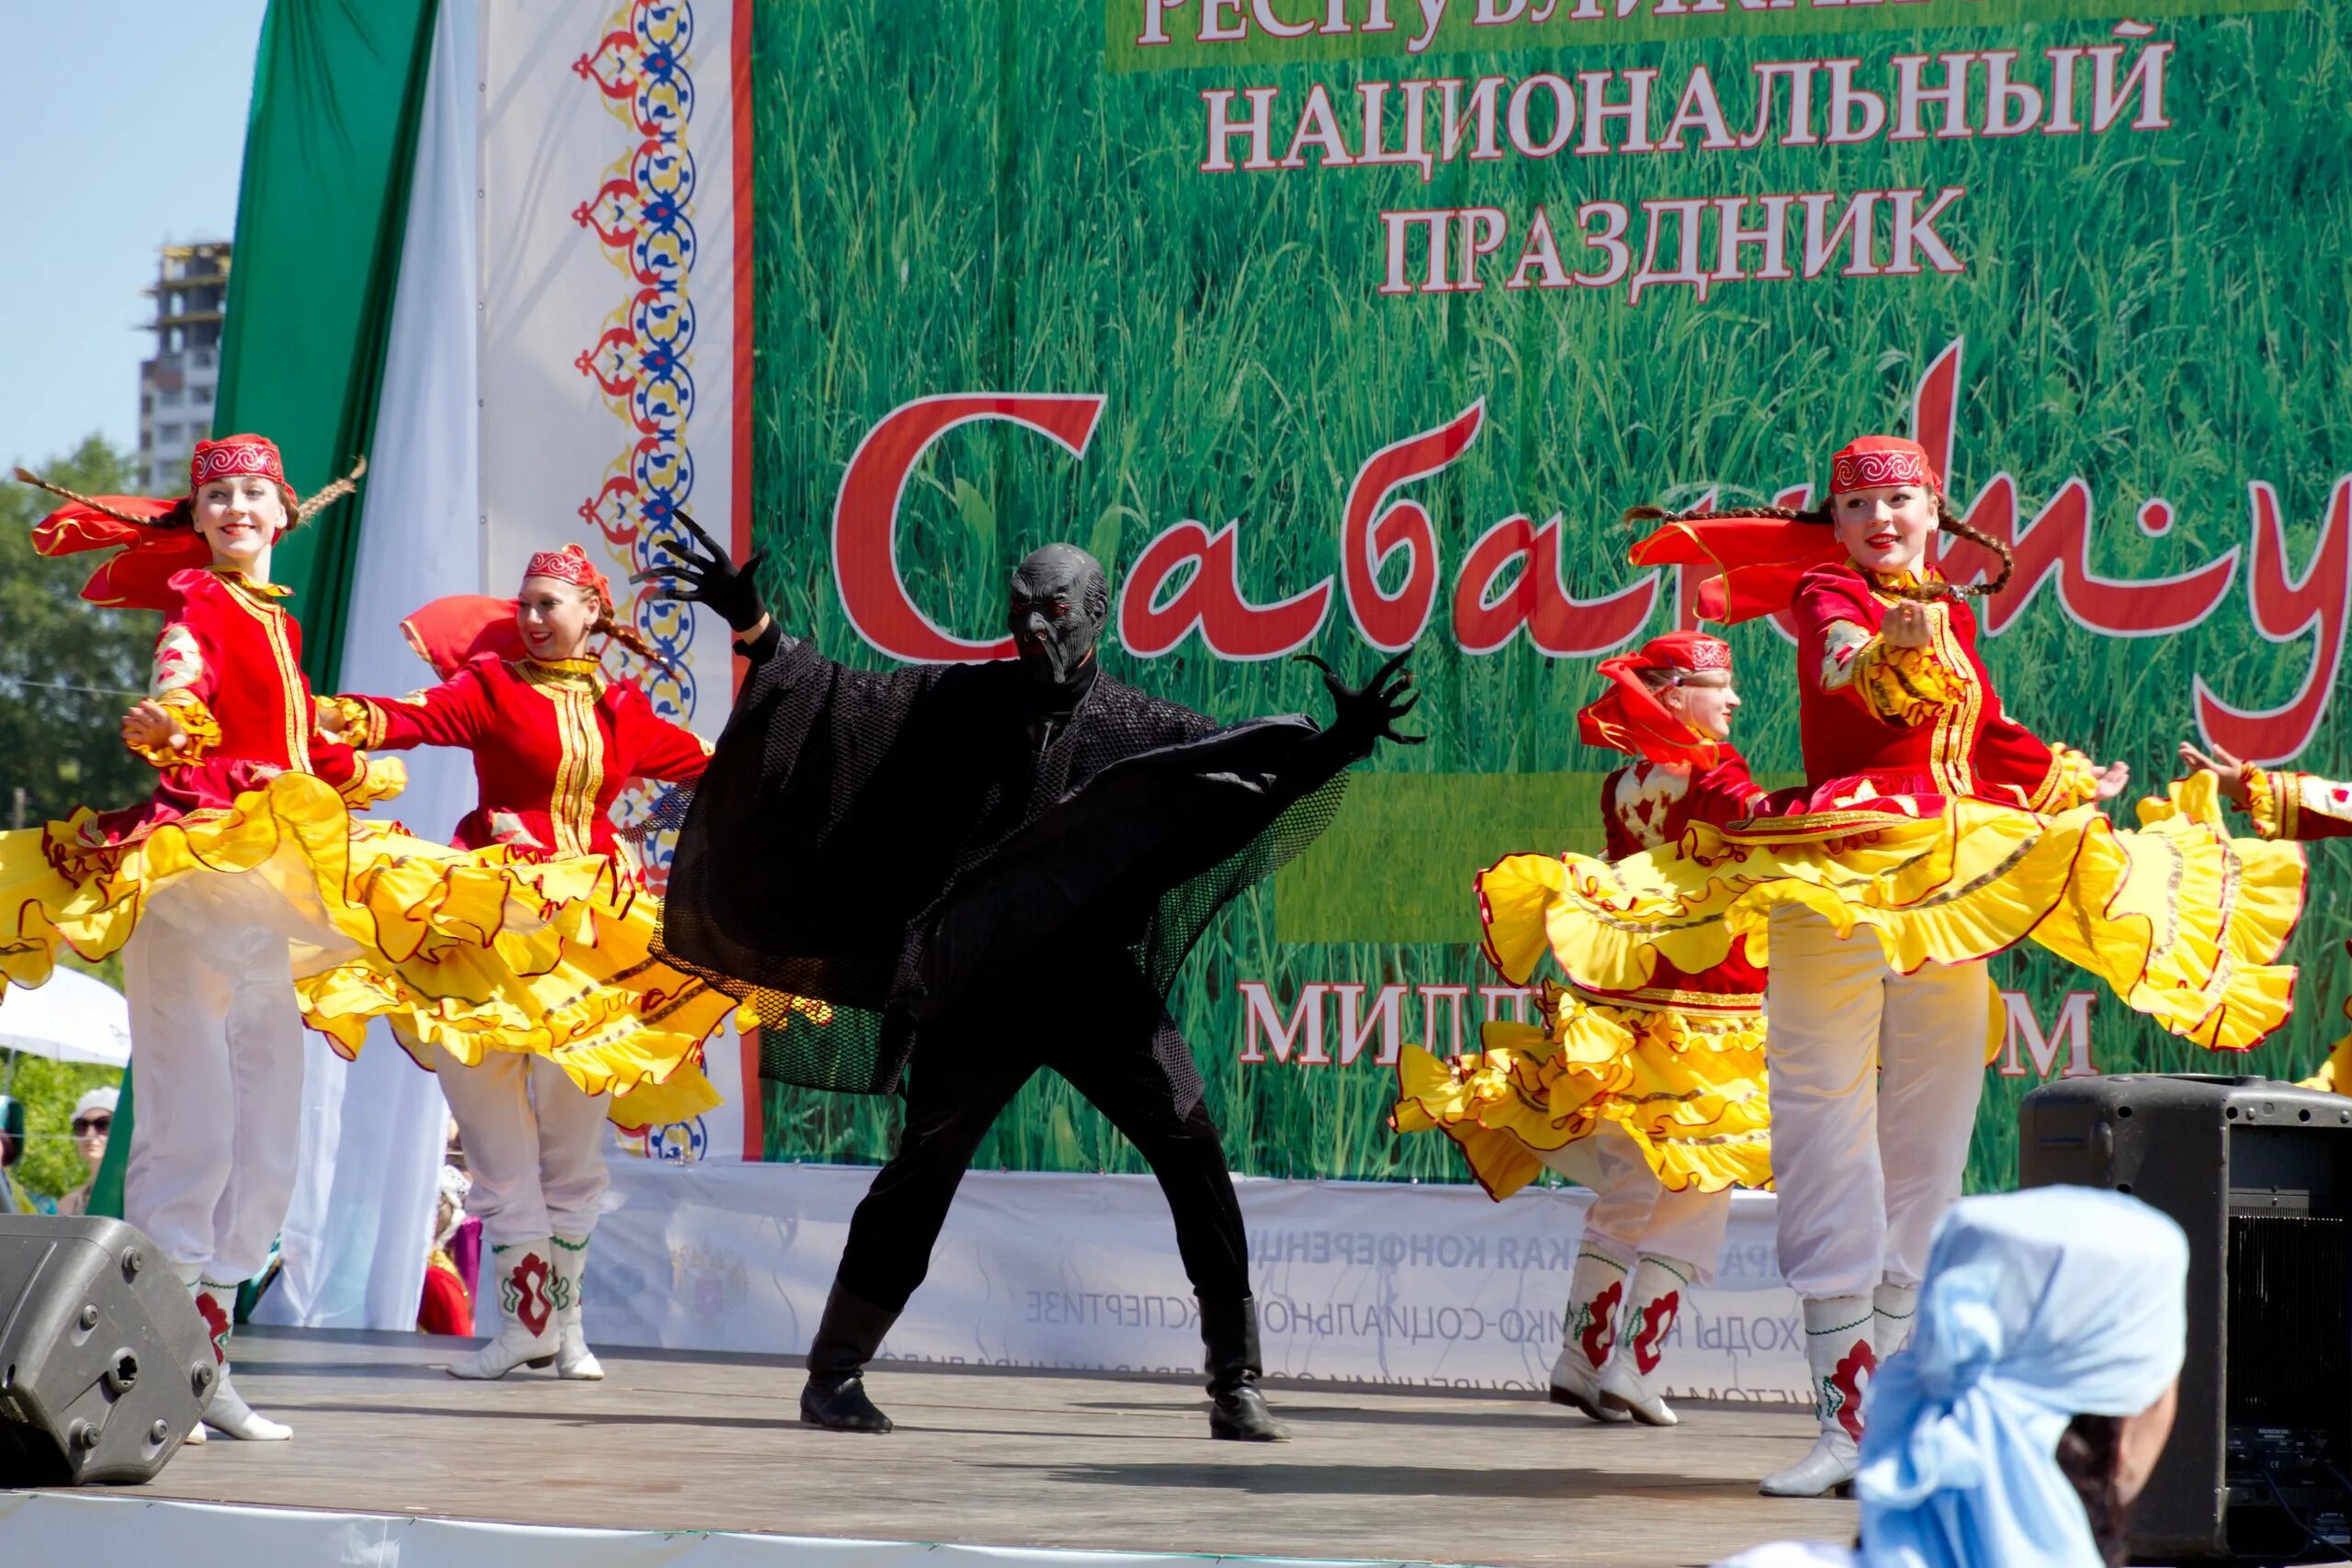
[1547,1248,1633,1424]
[1599,1255,1693,1427]
[449,1238,560,1381]
[190,1280,291,1441]
[550,1234,604,1382]
[1758,1294,1876,1498]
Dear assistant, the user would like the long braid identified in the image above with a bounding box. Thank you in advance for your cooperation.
[1930,498,2016,599]
[592,604,679,675]
[294,456,368,525]
[1623,501,1830,527]
[12,468,178,527]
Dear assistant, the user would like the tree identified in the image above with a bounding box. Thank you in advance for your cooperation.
[7,1054,123,1204]
[0,437,162,828]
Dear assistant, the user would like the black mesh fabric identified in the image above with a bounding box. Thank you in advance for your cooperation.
[656,634,1355,1099]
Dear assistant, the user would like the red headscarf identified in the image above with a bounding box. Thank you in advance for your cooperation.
[1629,435,1943,624]
[28,435,304,612]
[398,547,619,680]
[1577,630,1734,768]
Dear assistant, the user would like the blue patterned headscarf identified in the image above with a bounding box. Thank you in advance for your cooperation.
[1855,1187,2189,1568]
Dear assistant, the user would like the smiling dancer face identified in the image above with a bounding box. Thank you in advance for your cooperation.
[510,543,671,671]
[516,576,602,662]
[191,468,290,580]
[1830,481,1939,579]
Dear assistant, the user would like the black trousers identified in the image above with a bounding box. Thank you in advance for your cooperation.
[832,998,1252,1314]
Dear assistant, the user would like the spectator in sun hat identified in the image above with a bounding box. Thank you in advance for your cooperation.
[53,1085,119,1217]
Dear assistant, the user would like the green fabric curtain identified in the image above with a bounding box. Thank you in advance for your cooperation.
[212,0,442,687]
[92,0,442,1225]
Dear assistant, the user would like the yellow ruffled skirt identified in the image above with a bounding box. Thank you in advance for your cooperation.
[1483,774,2302,1055]
[1395,982,1771,1201]
[0,769,510,992]
[294,847,815,1129]
[0,771,763,1129]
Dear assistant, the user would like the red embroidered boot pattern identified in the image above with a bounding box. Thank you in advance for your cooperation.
[1577,1280,1623,1370]
[501,1249,555,1337]
[1824,1338,1878,1442]
[194,1290,231,1364]
[1631,1289,1681,1377]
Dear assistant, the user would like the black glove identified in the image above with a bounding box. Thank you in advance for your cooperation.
[632,510,769,634]
[1296,647,1426,754]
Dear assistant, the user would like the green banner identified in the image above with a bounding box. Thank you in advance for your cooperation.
[754,1,2351,1192]
[213,0,439,689]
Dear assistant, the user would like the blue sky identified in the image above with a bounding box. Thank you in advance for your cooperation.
[4,2,268,472]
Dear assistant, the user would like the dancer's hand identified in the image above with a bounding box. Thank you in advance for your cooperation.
[633,511,770,636]
[2178,740,2250,804]
[1298,647,1427,750]
[2091,760,2132,802]
[1881,601,1936,649]
[123,700,187,753]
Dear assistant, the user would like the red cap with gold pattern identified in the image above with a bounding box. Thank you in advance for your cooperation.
[1577,630,1734,768]
[521,543,613,604]
[1828,435,1939,497]
[1634,629,1732,673]
[189,434,289,491]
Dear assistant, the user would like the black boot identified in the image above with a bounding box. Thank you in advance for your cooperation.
[799,1282,899,1433]
[1199,1294,1286,1441]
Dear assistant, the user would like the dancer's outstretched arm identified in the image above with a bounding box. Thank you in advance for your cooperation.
[2183,739,2352,840]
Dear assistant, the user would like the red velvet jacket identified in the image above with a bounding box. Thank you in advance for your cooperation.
[92,568,381,842]
[1584,750,1769,1012]
[332,655,711,859]
[1790,561,2093,813]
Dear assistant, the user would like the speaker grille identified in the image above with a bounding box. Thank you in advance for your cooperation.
[2224,1213,2352,1554]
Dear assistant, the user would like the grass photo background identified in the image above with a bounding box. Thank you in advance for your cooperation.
[750,2,2352,1192]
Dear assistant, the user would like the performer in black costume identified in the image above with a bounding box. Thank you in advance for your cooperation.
[643,520,1418,1441]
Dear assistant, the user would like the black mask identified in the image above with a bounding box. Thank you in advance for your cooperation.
[1006,544,1109,693]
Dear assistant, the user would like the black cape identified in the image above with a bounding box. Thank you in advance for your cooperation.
[655,636,1355,1100]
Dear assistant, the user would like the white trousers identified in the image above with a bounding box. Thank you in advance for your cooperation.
[1540,1122,1732,1285]
[122,872,313,1283]
[436,1048,611,1247]
[1765,908,1988,1299]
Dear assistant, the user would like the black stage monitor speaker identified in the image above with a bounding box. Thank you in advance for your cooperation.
[0,1215,214,1484]
[2020,1074,2352,1563]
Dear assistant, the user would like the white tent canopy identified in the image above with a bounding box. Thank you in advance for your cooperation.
[0,968,132,1068]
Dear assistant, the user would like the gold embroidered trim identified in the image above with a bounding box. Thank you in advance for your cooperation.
[219,584,312,773]
[533,675,607,859]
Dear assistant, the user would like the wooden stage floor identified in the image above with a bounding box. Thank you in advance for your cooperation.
[129,1326,1860,1566]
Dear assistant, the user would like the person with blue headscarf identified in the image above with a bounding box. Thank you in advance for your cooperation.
[1722,1185,2188,1567]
